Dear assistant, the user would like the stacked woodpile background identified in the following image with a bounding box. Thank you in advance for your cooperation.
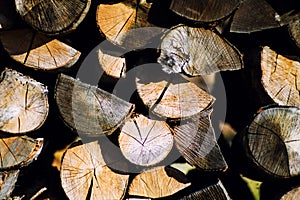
[0,0,299,199]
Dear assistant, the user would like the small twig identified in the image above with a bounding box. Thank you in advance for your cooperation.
[30,187,47,200]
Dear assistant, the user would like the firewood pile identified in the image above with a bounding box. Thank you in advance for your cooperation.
[0,0,299,199]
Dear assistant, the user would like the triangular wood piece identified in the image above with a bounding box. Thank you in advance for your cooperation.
[181,180,231,200]
[61,141,129,200]
[246,106,300,177]
[261,46,300,107]
[0,170,20,200]
[135,64,215,120]
[158,25,243,76]
[0,69,48,134]
[15,0,91,35]
[119,114,173,166]
[230,0,280,33]
[55,74,134,135]
[0,28,81,71]
[174,108,228,171]
[170,0,240,22]
[0,135,43,169]
[128,166,191,198]
[289,19,300,49]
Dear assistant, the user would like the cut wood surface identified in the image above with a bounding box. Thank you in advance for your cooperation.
[174,108,228,171]
[136,65,215,119]
[170,0,240,22]
[181,180,231,200]
[280,186,300,200]
[158,25,243,76]
[0,170,20,200]
[0,28,81,71]
[98,48,126,78]
[246,106,300,178]
[261,46,300,107]
[61,141,129,200]
[0,135,43,169]
[289,19,300,49]
[0,68,48,133]
[15,0,91,35]
[119,114,173,166]
[55,73,134,135]
[128,166,191,198]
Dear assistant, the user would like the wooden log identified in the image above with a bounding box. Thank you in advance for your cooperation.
[119,114,173,166]
[60,141,129,200]
[0,170,20,200]
[181,180,231,200]
[279,185,300,200]
[55,73,134,135]
[174,108,228,171]
[0,28,81,71]
[230,0,280,33]
[289,19,300,49]
[0,68,48,134]
[158,25,243,76]
[169,0,240,22]
[135,64,215,120]
[0,135,43,169]
[128,166,191,198]
[261,46,300,107]
[14,0,91,35]
[238,106,300,178]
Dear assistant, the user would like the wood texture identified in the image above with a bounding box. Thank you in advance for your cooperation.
[280,186,300,200]
[0,69,48,133]
[170,0,240,22]
[0,170,20,200]
[174,108,228,171]
[246,106,300,177]
[128,166,191,198]
[158,25,243,76]
[230,0,280,33]
[119,114,173,166]
[61,141,129,200]
[15,0,91,35]
[289,19,300,49]
[261,46,300,107]
[0,28,81,71]
[135,65,215,119]
[55,73,134,135]
[181,180,231,200]
[0,135,43,169]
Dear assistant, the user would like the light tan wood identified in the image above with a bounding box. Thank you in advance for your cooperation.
[119,114,173,166]
[280,186,300,200]
[261,46,300,107]
[0,69,48,133]
[0,29,81,71]
[61,141,129,200]
[128,166,190,198]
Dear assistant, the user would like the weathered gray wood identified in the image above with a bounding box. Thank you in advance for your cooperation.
[289,19,300,49]
[15,0,91,35]
[0,170,20,200]
[158,25,243,76]
[170,0,240,22]
[0,68,48,133]
[55,74,134,135]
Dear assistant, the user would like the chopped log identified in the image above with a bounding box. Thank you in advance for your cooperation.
[55,73,134,135]
[0,69,48,134]
[119,114,173,166]
[169,0,240,22]
[98,48,126,79]
[289,19,300,49]
[0,135,43,169]
[61,141,129,200]
[0,170,20,200]
[280,186,300,200]
[261,46,300,107]
[241,106,300,178]
[14,0,91,35]
[174,108,228,171]
[0,28,81,71]
[181,180,231,200]
[230,0,280,33]
[128,166,191,198]
[135,64,215,120]
[158,25,243,76]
